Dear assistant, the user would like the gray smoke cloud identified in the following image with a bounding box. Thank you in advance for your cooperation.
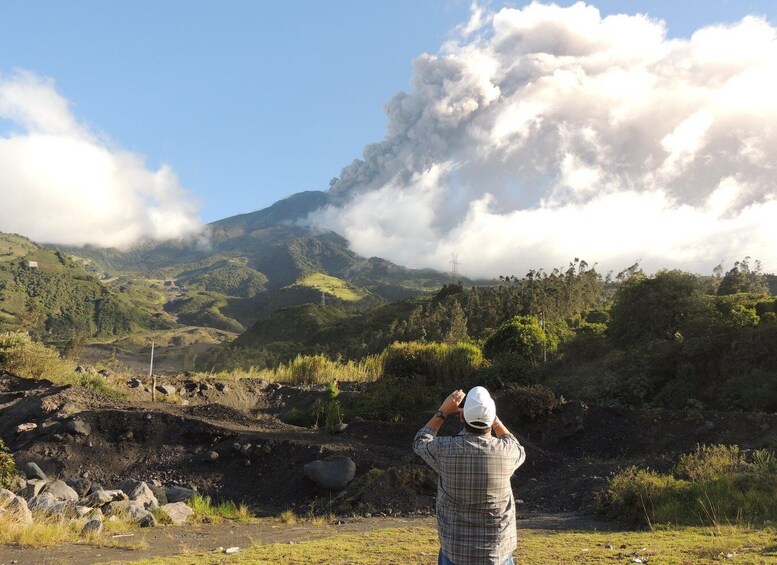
[0,71,201,248]
[312,2,777,277]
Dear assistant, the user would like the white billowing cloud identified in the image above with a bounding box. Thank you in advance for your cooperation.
[313,2,777,277]
[0,71,201,248]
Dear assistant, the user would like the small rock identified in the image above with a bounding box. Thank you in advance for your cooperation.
[205,451,219,462]
[128,377,142,388]
[215,382,228,392]
[148,484,168,506]
[4,495,33,525]
[16,422,37,434]
[161,501,194,524]
[262,445,272,456]
[331,422,348,434]
[239,444,252,456]
[82,489,127,507]
[64,419,91,437]
[156,384,176,396]
[225,547,240,554]
[98,369,111,377]
[81,517,103,535]
[75,366,84,373]
[232,442,242,452]
[199,382,213,392]
[118,431,134,441]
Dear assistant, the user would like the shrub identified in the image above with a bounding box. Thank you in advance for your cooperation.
[0,438,16,489]
[501,384,558,421]
[600,466,689,528]
[0,331,64,378]
[483,316,546,364]
[674,444,741,481]
[351,375,438,422]
[270,353,383,385]
[382,341,485,384]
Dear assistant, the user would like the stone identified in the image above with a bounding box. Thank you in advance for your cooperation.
[116,479,158,508]
[41,420,61,432]
[128,378,142,388]
[44,480,79,502]
[7,475,26,493]
[81,517,103,535]
[98,369,111,377]
[82,489,126,507]
[0,488,15,505]
[5,496,33,525]
[215,382,229,392]
[28,492,76,518]
[199,382,213,392]
[156,384,176,396]
[23,478,48,498]
[104,500,156,526]
[205,450,219,462]
[22,461,47,481]
[75,366,85,373]
[166,485,196,503]
[118,431,134,441]
[331,422,348,434]
[148,484,168,505]
[66,477,92,498]
[239,444,252,456]
[303,456,356,491]
[161,501,194,524]
[16,422,37,434]
[64,419,91,437]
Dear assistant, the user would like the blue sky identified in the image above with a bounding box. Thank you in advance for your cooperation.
[1,0,775,223]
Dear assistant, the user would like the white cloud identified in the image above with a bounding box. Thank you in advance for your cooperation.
[315,2,777,277]
[0,71,201,248]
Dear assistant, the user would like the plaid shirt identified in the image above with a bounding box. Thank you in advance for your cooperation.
[414,426,526,565]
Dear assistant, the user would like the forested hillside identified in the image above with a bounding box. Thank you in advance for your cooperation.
[223,257,777,412]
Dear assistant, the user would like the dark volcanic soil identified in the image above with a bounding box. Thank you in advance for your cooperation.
[1,370,775,518]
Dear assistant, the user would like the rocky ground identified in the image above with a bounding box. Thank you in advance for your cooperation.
[2,368,777,523]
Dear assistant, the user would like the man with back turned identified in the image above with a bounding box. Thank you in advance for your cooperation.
[413,386,526,565]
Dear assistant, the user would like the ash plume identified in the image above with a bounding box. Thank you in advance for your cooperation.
[312,2,777,277]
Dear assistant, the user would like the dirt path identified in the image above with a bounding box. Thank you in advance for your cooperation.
[0,513,614,565]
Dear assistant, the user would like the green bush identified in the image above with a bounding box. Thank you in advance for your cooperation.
[600,444,777,528]
[501,384,558,421]
[351,375,437,422]
[0,438,16,489]
[382,341,485,384]
[0,331,66,378]
[270,353,384,385]
[674,444,741,481]
[483,316,547,364]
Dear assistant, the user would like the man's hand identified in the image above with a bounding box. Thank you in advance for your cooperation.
[439,389,466,417]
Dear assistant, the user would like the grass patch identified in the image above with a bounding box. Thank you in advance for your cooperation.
[0,512,143,549]
[292,273,368,302]
[101,523,777,564]
[188,495,253,524]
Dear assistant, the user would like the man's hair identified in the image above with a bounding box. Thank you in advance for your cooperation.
[463,421,491,435]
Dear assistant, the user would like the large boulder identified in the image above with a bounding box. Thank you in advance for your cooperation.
[22,462,47,481]
[28,492,76,518]
[82,489,127,507]
[161,502,194,524]
[0,488,15,505]
[303,456,356,491]
[1,495,33,525]
[118,479,158,507]
[66,477,92,498]
[23,478,48,498]
[104,500,157,527]
[149,483,168,505]
[44,479,79,502]
[166,485,196,503]
[156,384,176,396]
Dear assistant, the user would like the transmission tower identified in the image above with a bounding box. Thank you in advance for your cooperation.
[450,253,461,281]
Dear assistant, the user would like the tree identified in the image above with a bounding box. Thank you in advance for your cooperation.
[717,257,769,296]
[483,315,546,365]
[608,270,716,347]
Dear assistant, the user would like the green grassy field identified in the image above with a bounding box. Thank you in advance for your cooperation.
[293,273,369,302]
[124,524,777,565]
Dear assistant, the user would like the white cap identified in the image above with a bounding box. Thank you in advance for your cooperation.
[462,386,496,429]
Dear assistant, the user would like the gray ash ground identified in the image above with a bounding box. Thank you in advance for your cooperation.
[2,370,775,520]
